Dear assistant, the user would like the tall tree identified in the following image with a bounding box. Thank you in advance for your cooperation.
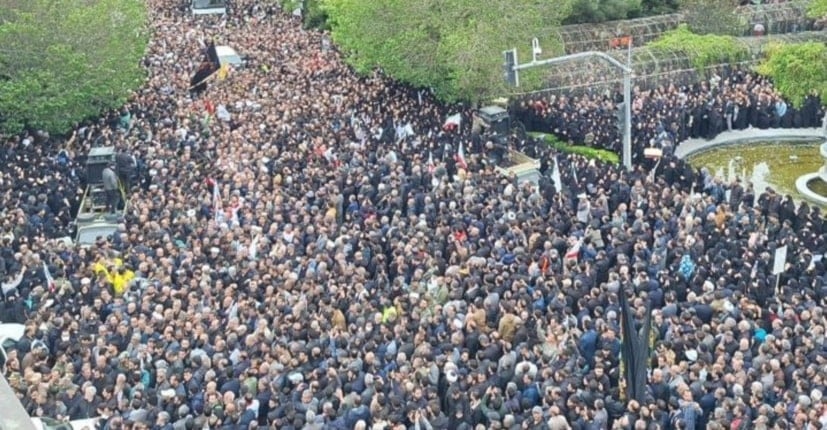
[0,0,148,135]
[322,0,573,103]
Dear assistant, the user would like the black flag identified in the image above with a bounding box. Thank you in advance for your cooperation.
[190,62,214,93]
[189,40,221,93]
[619,289,651,403]
[206,41,221,69]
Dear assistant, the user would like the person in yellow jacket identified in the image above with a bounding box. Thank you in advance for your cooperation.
[92,258,134,296]
[381,305,398,324]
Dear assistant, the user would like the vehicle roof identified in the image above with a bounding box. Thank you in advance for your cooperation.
[31,417,101,430]
[478,105,507,116]
[75,223,120,246]
[215,45,242,65]
[0,323,25,341]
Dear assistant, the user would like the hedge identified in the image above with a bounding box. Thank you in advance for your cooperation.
[528,132,620,164]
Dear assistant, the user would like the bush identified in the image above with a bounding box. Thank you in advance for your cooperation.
[0,0,148,136]
[756,42,827,108]
[648,24,750,71]
[529,132,620,164]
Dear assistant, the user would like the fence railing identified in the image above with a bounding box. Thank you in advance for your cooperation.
[524,31,827,98]
[557,1,818,54]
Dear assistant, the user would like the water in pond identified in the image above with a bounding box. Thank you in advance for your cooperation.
[808,178,827,197]
[687,141,824,201]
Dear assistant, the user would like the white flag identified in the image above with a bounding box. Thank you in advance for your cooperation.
[455,141,468,169]
[43,262,56,293]
[444,113,462,130]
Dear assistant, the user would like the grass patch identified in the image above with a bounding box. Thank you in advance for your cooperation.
[529,131,620,164]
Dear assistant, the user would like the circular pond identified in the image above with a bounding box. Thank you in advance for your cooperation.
[687,141,825,203]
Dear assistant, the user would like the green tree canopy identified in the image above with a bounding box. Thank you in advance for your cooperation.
[756,42,827,108]
[562,0,642,25]
[639,0,680,16]
[679,0,743,35]
[0,0,148,135]
[322,0,572,103]
[807,0,827,20]
[648,24,750,71]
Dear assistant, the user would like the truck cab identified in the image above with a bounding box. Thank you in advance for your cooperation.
[76,147,126,246]
[191,0,226,15]
[474,105,541,185]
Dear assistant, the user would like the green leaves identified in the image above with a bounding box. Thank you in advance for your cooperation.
[528,131,620,164]
[756,42,827,108]
[807,0,827,20]
[562,0,644,25]
[678,0,743,36]
[322,0,572,103]
[648,24,750,71]
[0,0,148,135]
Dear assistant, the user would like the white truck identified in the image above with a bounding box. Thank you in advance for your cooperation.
[192,0,227,15]
[494,149,543,185]
[474,105,542,185]
[0,323,24,375]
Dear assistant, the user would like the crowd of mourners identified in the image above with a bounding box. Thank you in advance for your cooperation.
[1,0,827,430]
[514,68,826,163]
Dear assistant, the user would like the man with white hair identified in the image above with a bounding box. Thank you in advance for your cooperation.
[67,385,99,420]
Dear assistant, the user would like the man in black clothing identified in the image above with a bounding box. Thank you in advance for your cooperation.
[68,385,99,420]
[116,152,137,191]
[2,293,27,324]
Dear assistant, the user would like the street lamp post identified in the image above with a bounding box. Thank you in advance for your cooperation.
[504,42,634,170]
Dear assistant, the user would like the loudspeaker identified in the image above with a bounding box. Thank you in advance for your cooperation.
[86,146,116,184]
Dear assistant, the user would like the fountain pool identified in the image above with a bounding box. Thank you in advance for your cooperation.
[687,140,826,205]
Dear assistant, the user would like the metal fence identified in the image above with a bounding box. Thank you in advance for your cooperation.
[522,31,827,98]
[557,1,818,54]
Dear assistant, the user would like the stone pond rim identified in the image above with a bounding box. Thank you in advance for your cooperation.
[674,127,827,207]
[674,127,826,159]
[795,140,827,207]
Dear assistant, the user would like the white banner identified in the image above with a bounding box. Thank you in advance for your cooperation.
[772,245,787,275]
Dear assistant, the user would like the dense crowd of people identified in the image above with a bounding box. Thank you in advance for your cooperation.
[514,68,825,163]
[1,1,827,430]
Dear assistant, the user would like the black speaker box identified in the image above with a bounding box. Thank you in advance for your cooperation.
[86,146,116,184]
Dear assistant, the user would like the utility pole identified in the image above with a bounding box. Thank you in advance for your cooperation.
[503,40,634,170]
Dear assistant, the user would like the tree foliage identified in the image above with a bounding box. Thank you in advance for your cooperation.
[807,0,827,20]
[679,0,743,35]
[649,24,750,71]
[756,42,827,108]
[322,0,572,103]
[561,0,683,24]
[562,0,642,25]
[0,0,148,135]
[639,0,681,16]
[279,0,330,30]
